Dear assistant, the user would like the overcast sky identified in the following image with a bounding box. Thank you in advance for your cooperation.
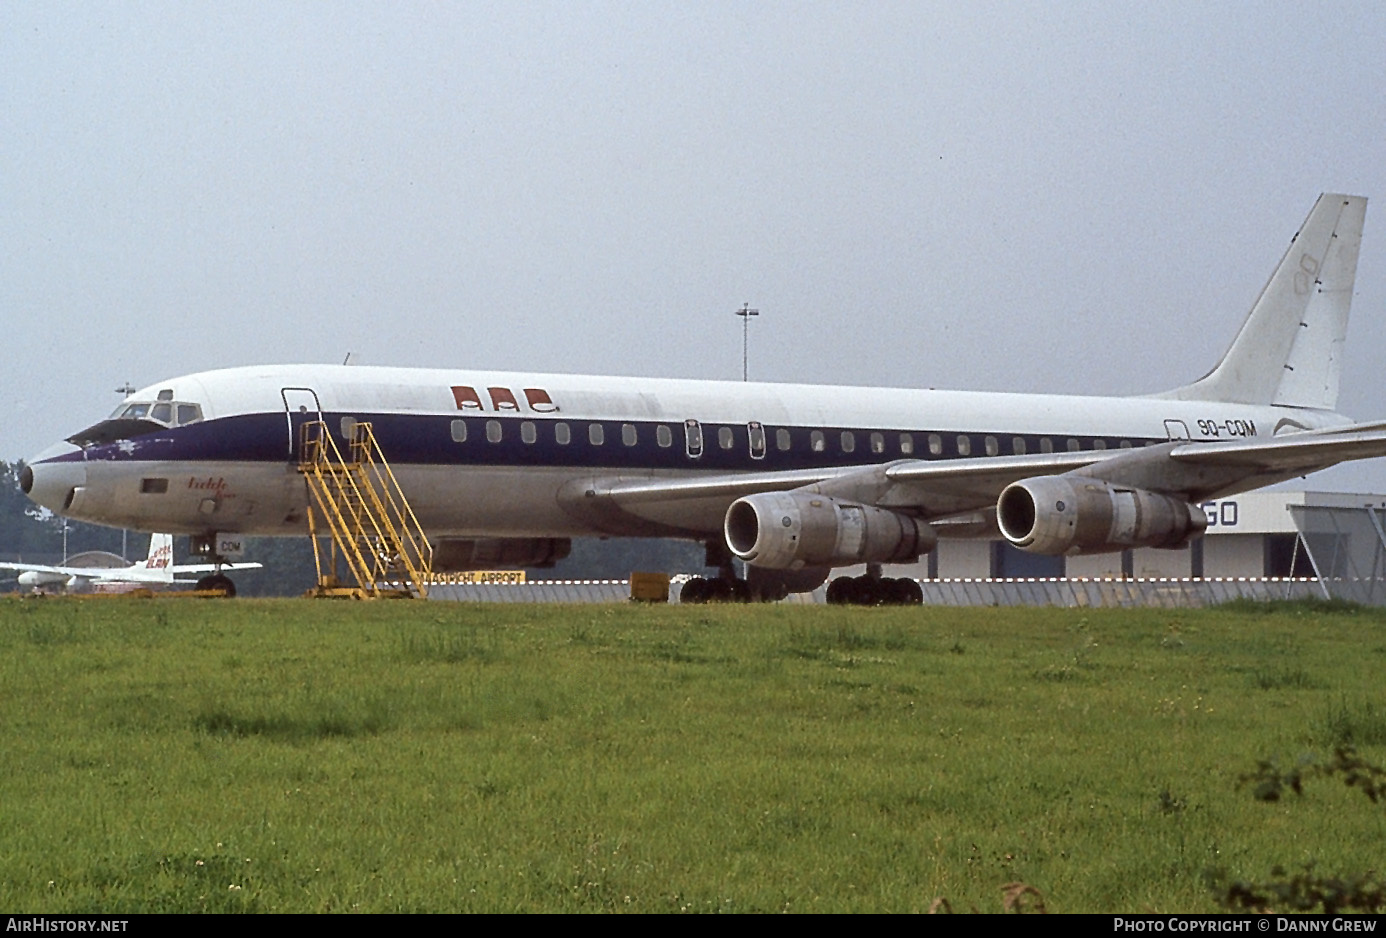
[4,2,1385,490]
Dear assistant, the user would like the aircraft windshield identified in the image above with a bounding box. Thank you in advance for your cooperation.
[71,399,205,447]
[107,400,204,427]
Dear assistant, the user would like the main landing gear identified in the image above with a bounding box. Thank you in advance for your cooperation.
[678,540,779,604]
[678,575,748,604]
[677,545,924,606]
[824,568,923,606]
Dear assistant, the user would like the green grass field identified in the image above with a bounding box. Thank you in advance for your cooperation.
[1,596,1384,913]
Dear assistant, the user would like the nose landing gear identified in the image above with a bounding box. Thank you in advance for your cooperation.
[189,534,243,597]
[193,573,237,597]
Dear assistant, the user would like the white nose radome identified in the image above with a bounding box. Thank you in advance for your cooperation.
[21,442,87,516]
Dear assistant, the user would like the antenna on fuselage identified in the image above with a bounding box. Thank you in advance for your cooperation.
[115,382,135,398]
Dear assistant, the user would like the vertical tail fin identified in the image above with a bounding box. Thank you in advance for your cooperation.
[140,534,175,580]
[1157,193,1366,409]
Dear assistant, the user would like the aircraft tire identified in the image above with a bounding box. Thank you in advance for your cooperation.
[680,577,710,604]
[879,577,920,605]
[195,573,236,597]
[728,577,751,603]
[851,575,879,606]
[897,578,924,605]
[825,576,852,605]
[706,578,734,603]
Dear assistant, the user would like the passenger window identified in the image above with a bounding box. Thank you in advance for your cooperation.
[555,422,571,445]
[956,435,971,456]
[450,419,468,443]
[656,425,672,448]
[1040,438,1054,454]
[811,430,825,453]
[776,428,791,451]
[1067,438,1081,452]
[718,426,734,450]
[1092,439,1107,450]
[984,436,998,456]
[340,416,357,440]
[486,420,502,443]
[870,432,884,454]
[1012,436,1026,455]
[899,433,914,455]
[1119,439,1133,449]
[521,421,537,444]
[928,434,943,456]
[589,424,604,446]
[841,431,855,453]
[622,423,637,446]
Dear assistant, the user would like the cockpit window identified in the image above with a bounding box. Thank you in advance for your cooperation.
[72,397,206,447]
[109,400,204,427]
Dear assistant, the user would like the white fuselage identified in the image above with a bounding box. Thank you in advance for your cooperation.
[23,364,1348,540]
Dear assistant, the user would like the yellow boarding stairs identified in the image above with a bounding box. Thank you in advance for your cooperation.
[298,420,433,599]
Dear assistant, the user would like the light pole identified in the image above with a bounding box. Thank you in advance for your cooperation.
[735,302,759,382]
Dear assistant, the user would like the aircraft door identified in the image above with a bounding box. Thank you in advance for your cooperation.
[281,388,324,461]
[748,421,766,460]
[684,419,703,459]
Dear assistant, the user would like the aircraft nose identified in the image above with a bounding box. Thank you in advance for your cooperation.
[22,443,87,515]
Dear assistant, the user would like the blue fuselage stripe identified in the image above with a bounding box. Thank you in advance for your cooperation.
[56,411,1163,472]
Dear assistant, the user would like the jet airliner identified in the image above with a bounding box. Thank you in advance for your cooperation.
[20,194,1386,602]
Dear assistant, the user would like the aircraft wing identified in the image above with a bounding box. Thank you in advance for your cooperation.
[569,451,1108,533]
[593,451,1101,511]
[167,562,263,574]
[1,561,262,581]
[1168,423,1386,473]
[574,424,1386,533]
[0,561,99,579]
[0,561,144,584]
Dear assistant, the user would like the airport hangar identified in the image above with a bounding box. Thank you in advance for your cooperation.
[897,490,1384,581]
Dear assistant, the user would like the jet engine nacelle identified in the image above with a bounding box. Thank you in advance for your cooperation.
[724,491,936,570]
[996,476,1208,556]
[432,537,572,571]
